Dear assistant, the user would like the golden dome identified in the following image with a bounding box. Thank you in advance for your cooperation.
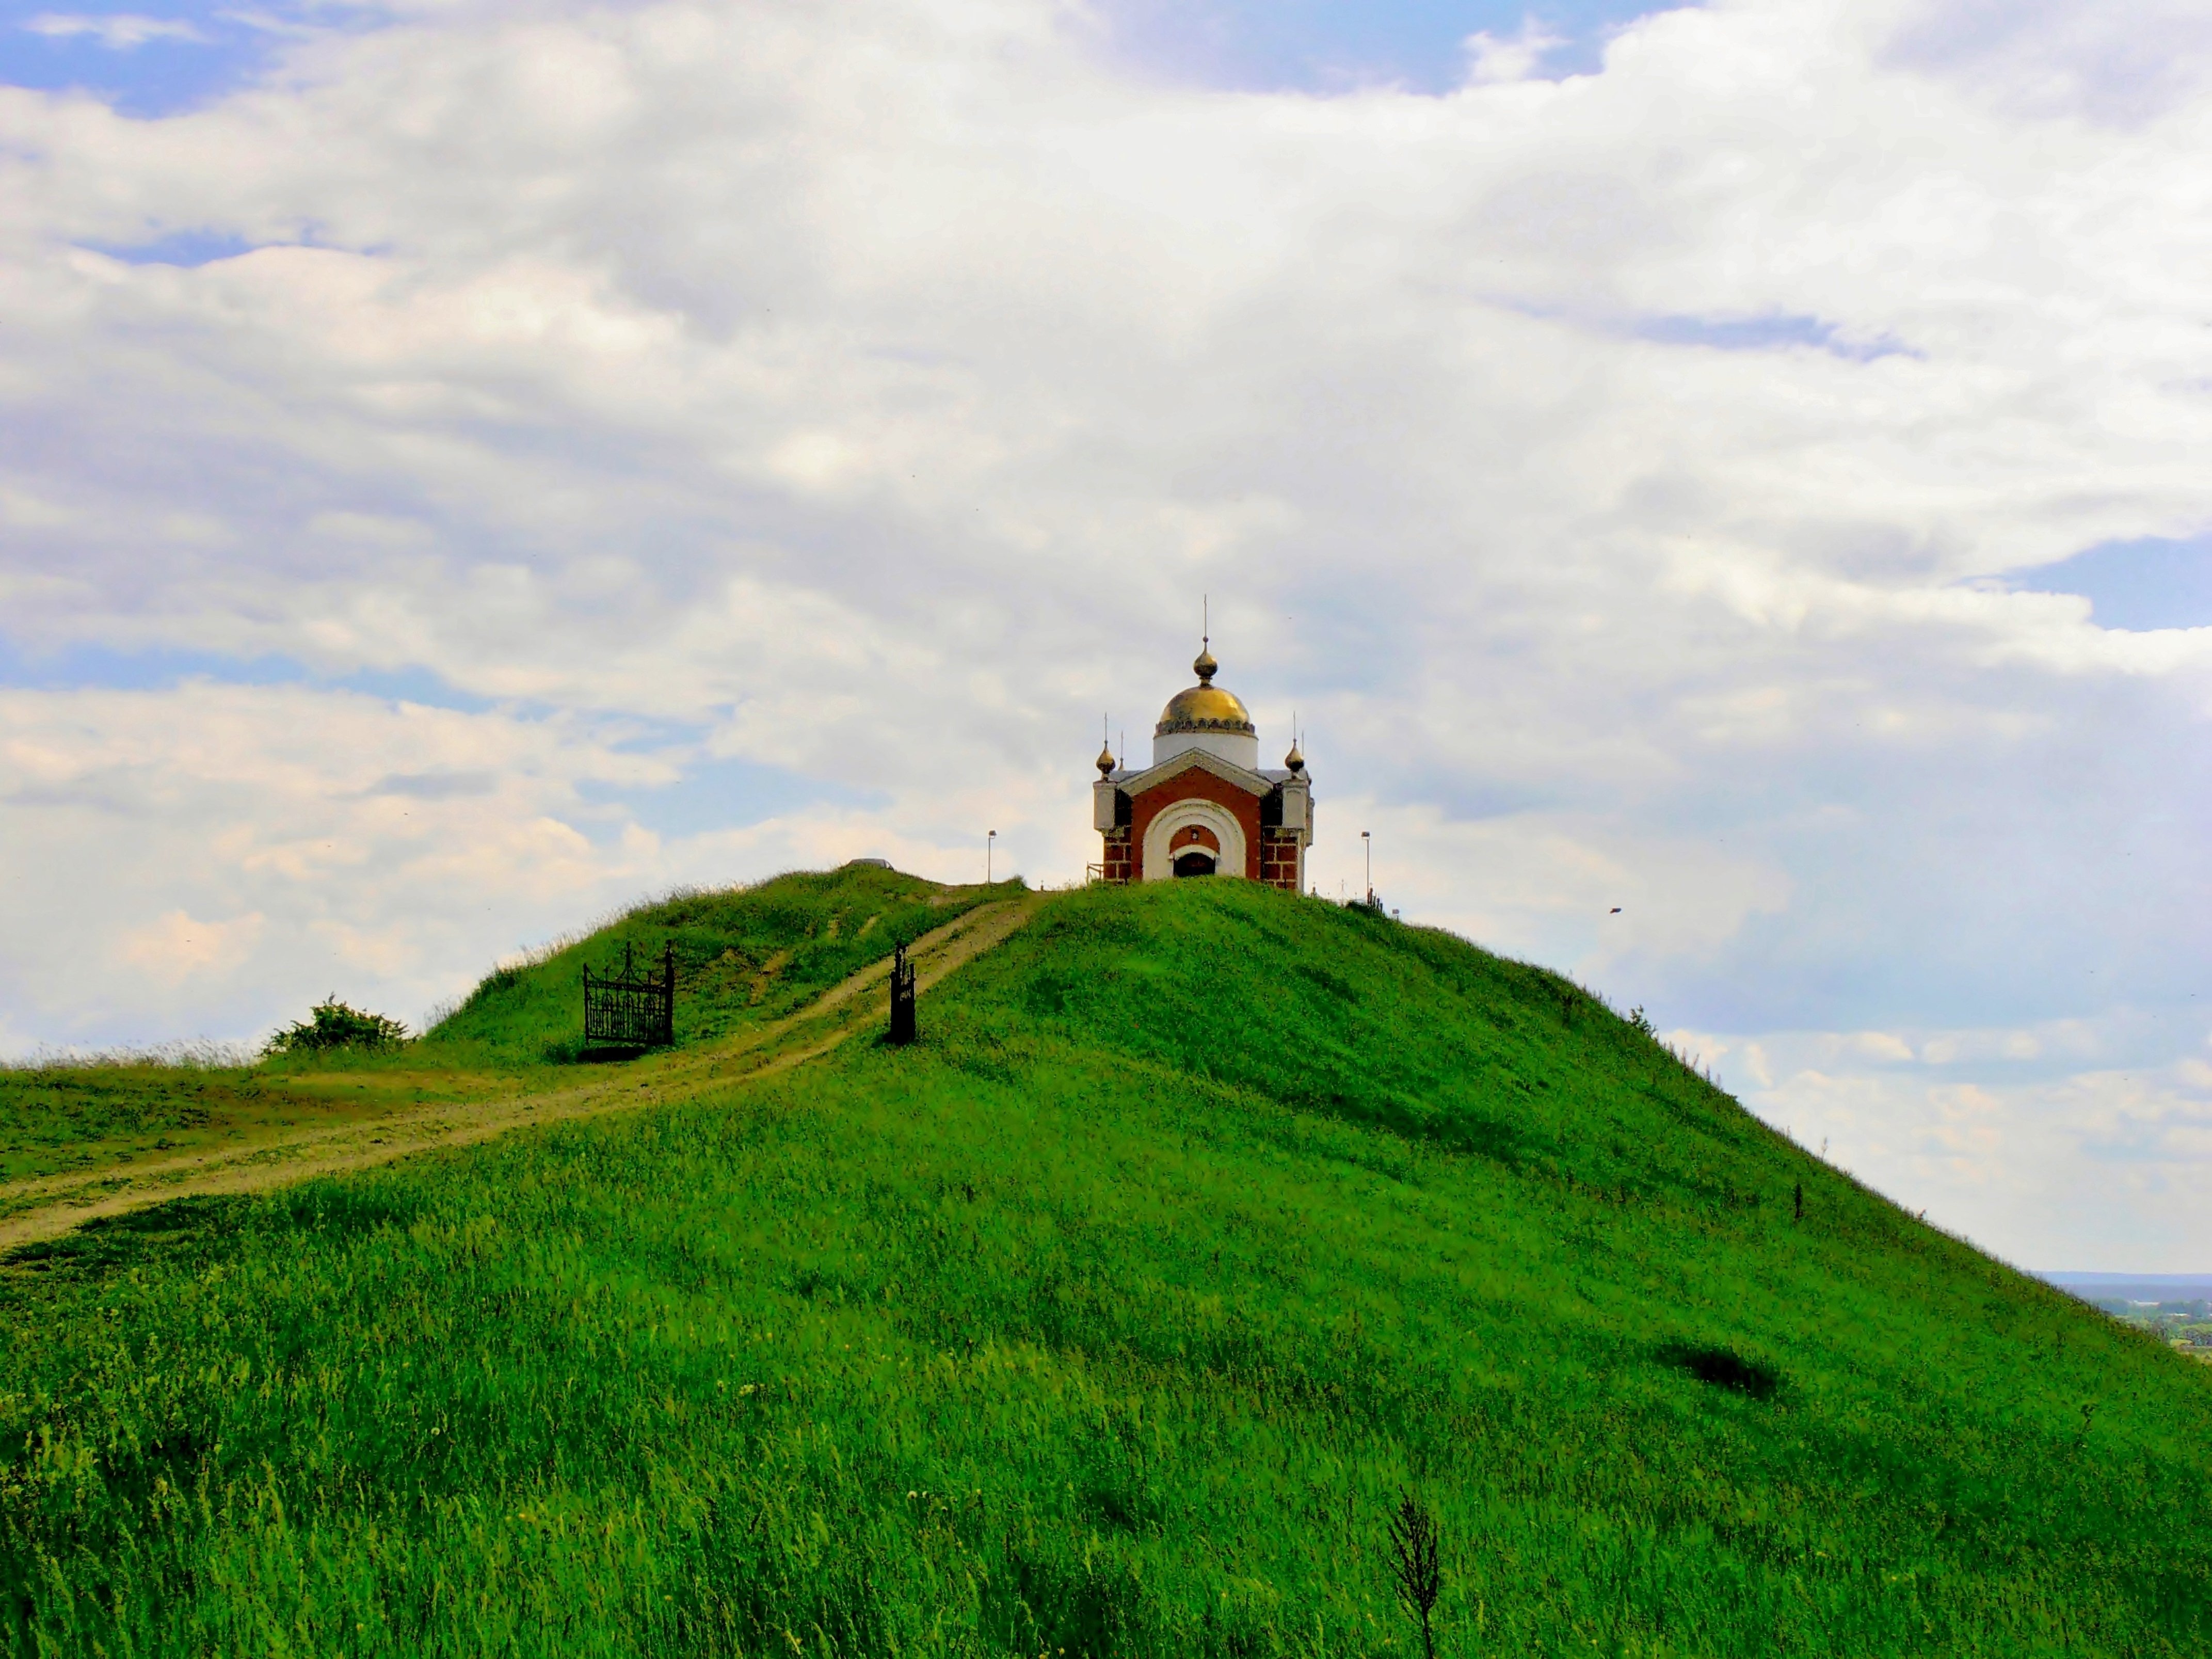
[1157,647,1255,737]
[1096,740,1117,774]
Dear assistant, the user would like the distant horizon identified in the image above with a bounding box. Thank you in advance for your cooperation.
[2039,1272,2212,1293]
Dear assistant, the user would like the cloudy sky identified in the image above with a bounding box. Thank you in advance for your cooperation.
[3,0,2209,1271]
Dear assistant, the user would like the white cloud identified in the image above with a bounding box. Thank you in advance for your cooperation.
[2,0,2210,1261]
[1881,0,2212,124]
[24,13,208,50]
[1739,1045,2212,1269]
[117,907,265,987]
[1463,21,1567,86]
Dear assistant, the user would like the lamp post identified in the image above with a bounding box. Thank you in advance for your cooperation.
[1362,830,1372,904]
[987,829,997,885]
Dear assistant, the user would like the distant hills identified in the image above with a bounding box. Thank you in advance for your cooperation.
[2043,1272,2212,1305]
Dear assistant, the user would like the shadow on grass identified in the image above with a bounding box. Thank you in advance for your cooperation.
[3,1183,425,1291]
[1660,1341,1782,1400]
[1,1194,251,1284]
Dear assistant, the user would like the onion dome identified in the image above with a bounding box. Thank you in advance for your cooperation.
[1156,648,1255,739]
[1285,739,1304,773]
[1096,740,1117,775]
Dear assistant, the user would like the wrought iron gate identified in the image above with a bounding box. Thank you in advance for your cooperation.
[583,940,676,1047]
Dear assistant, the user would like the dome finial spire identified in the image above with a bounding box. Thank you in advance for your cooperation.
[1193,594,1217,683]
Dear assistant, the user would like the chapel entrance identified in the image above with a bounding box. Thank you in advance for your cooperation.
[1168,822,1222,879]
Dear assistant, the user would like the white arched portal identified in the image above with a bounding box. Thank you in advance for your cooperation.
[1142,799,1248,882]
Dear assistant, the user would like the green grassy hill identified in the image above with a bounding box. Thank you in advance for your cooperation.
[3,877,2209,1655]
[0,867,1000,1191]
[423,863,1001,1063]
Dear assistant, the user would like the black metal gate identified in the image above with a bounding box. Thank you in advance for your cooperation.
[583,940,676,1047]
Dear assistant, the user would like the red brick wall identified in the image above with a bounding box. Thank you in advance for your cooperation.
[1129,770,1263,881]
[1100,825,1132,884]
[1260,827,1302,891]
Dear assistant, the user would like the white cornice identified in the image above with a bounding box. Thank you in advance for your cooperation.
[1117,747,1272,798]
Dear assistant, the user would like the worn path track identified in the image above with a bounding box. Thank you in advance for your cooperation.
[0,896,1039,1254]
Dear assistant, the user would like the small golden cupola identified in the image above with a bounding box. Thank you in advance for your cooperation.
[1153,644,1258,769]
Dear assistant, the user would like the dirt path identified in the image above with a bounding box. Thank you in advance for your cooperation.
[0,896,1040,1254]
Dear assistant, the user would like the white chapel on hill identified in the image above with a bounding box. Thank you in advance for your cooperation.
[1091,642,1312,889]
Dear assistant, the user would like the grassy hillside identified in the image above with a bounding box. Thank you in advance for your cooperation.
[423,863,1003,1063]
[0,1055,524,1191]
[0,866,998,1191]
[3,878,2208,1655]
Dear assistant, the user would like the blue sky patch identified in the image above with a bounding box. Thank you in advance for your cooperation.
[1094,0,1689,92]
[2011,533,2212,632]
[577,755,884,841]
[0,639,300,692]
[1634,313,1912,362]
[330,664,498,713]
[83,229,266,267]
[0,0,335,117]
[0,638,497,711]
[6,1,1691,113]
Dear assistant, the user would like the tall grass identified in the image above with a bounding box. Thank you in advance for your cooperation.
[0,879,2206,1655]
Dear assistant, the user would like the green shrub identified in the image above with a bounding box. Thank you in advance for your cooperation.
[264,998,410,1055]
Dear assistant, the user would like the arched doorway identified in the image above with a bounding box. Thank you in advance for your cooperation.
[1141,801,1246,882]
[1173,849,1217,878]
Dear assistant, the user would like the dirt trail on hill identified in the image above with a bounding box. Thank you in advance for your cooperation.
[0,896,1039,1255]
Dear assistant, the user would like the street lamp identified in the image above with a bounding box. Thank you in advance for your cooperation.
[987,829,997,884]
[1361,830,1372,904]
